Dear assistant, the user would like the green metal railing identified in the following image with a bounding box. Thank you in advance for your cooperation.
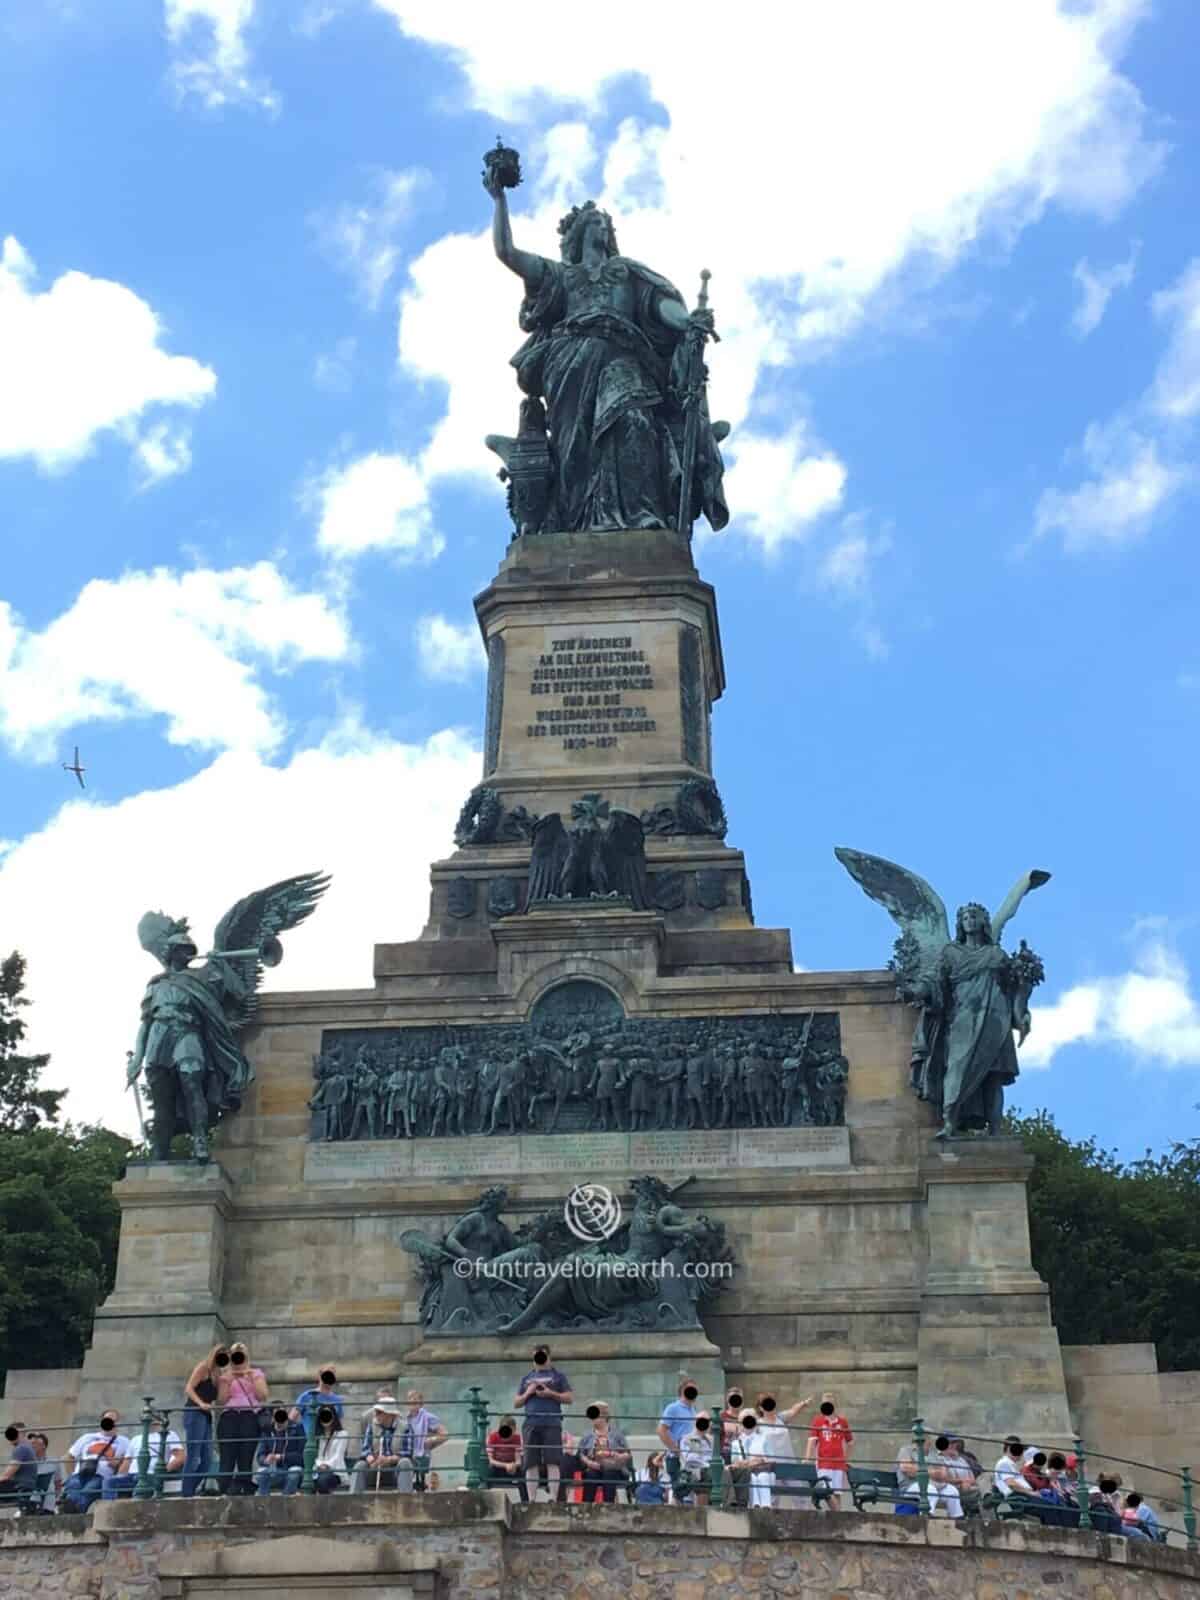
[16,1394,1196,1555]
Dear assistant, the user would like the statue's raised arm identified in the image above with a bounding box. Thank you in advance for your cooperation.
[991,868,1051,946]
[483,157,548,289]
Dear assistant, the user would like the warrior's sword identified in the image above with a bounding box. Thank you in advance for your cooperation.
[675,269,718,538]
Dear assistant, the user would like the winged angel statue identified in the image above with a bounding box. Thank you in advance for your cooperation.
[835,848,1049,1139]
[527,792,649,910]
[127,872,330,1160]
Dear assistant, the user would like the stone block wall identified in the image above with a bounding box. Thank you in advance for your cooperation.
[3,1497,1199,1600]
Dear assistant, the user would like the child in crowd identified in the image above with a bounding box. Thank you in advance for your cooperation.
[805,1393,852,1509]
[635,1453,667,1505]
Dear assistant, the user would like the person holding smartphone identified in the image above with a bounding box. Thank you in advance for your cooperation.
[514,1343,573,1502]
[182,1343,229,1496]
[217,1342,268,1495]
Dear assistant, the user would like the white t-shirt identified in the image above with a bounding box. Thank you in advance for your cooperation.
[756,1419,794,1464]
[732,1428,774,1474]
[993,1453,1031,1496]
[143,1430,183,1471]
[69,1432,133,1479]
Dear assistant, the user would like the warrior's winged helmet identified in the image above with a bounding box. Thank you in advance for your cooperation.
[137,911,196,967]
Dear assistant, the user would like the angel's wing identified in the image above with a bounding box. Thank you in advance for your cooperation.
[208,870,331,1026]
[527,813,567,903]
[834,846,950,958]
[991,869,1051,945]
[603,809,649,910]
[399,1228,449,1265]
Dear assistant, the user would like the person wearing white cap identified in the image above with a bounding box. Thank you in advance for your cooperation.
[354,1395,401,1493]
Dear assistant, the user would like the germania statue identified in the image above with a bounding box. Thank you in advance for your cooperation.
[482,140,729,539]
[127,872,330,1160]
[835,847,1049,1140]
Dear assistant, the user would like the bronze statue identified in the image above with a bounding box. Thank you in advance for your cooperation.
[483,144,728,538]
[526,793,649,909]
[835,847,1049,1139]
[129,872,330,1159]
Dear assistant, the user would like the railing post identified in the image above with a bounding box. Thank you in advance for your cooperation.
[153,1412,169,1498]
[709,1439,725,1509]
[913,1418,930,1515]
[1073,1435,1091,1531]
[133,1396,155,1500]
[1182,1465,1197,1553]
[465,1386,485,1491]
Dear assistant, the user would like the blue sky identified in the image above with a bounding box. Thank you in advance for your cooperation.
[1,0,1198,1156]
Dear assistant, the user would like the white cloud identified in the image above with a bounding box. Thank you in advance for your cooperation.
[314,168,429,308]
[414,614,484,681]
[0,723,480,1131]
[1070,243,1138,336]
[717,428,847,553]
[1149,258,1200,421]
[311,451,443,562]
[377,1,1159,553]
[1025,929,1200,1070]
[131,420,193,486]
[1034,421,1185,549]
[164,0,277,111]
[0,563,349,760]
[1036,257,1200,548]
[0,235,216,473]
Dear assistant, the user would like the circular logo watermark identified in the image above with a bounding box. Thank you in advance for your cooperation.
[564,1182,622,1242]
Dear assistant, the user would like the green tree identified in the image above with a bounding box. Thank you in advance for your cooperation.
[0,951,63,1130]
[1009,1108,1200,1372]
[0,951,131,1381]
[0,1124,131,1380]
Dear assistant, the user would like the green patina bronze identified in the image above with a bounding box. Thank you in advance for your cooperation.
[400,1176,735,1337]
[835,847,1050,1140]
[482,144,729,540]
[127,872,330,1161]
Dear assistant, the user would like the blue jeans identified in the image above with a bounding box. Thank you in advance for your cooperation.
[101,1473,140,1500]
[182,1405,212,1497]
[61,1472,105,1513]
[256,1466,302,1495]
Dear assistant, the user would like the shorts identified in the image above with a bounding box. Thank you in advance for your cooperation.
[522,1420,563,1470]
[816,1467,847,1490]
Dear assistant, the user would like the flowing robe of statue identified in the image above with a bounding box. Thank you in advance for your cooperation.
[512,256,728,533]
[913,941,1024,1130]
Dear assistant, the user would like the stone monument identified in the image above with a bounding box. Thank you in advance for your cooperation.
[52,147,1080,1474]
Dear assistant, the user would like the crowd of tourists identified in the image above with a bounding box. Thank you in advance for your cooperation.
[0,1340,1165,1539]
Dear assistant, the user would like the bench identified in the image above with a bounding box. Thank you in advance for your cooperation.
[849,1468,906,1513]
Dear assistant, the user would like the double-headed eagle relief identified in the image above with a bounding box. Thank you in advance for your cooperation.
[482,140,729,540]
[127,872,330,1160]
[835,847,1049,1140]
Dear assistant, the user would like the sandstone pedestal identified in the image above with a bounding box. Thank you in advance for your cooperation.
[50,528,1084,1478]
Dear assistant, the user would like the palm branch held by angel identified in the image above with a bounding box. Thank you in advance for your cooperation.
[835,848,1049,1139]
[127,872,330,1160]
[484,154,729,536]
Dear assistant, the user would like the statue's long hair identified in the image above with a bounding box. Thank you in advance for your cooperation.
[954,902,994,944]
[558,201,619,263]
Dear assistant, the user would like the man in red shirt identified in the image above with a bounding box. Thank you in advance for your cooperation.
[805,1391,853,1509]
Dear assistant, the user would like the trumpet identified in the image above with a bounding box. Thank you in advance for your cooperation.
[204,936,284,968]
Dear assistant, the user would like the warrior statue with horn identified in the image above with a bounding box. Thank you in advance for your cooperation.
[127,872,330,1160]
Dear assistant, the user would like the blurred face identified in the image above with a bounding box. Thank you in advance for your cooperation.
[407,1391,423,1413]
